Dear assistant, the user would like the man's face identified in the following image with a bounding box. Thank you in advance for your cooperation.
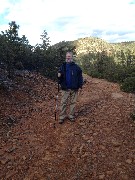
[66,53,72,62]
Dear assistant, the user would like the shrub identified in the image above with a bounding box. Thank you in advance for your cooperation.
[120,77,135,93]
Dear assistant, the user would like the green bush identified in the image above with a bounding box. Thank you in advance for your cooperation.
[90,71,103,78]
[120,77,135,93]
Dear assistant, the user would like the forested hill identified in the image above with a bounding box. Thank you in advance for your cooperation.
[74,37,114,55]
[73,37,135,55]
[53,37,135,65]
[112,41,135,52]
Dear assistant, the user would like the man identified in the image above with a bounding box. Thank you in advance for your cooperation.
[58,52,83,124]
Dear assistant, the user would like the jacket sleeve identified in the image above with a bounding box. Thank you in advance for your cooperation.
[78,67,83,89]
[57,65,63,83]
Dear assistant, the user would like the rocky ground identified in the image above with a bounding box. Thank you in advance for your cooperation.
[0,72,135,180]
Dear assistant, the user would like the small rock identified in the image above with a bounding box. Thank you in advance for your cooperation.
[72,146,78,153]
[112,93,123,99]
[79,122,86,126]
[103,127,110,132]
[82,152,89,158]
[116,162,122,166]
[92,154,97,158]
[7,166,13,169]
[0,157,9,165]
[115,147,120,152]
[6,146,17,153]
[111,139,121,147]
[99,145,105,150]
[79,144,85,154]
[106,170,113,175]
[6,170,16,179]
[82,135,89,141]
[99,174,105,179]
[87,140,92,143]
[126,159,132,164]
[0,150,4,156]
[121,174,129,180]
[8,161,13,166]
[101,154,106,158]
[22,155,27,160]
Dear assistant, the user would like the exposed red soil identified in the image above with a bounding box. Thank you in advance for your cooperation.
[0,73,135,180]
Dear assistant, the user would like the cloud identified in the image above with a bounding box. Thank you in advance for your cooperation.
[0,0,10,14]
[101,32,135,42]
[0,0,135,45]
[129,0,135,4]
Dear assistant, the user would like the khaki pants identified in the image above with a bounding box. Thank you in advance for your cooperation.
[59,90,78,120]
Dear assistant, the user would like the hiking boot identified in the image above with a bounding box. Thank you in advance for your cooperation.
[59,119,64,124]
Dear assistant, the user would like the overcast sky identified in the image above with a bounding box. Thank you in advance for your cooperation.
[0,0,135,45]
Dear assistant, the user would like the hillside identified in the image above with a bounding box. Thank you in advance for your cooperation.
[0,71,135,179]
[74,37,115,55]
[112,41,135,52]
[74,37,135,56]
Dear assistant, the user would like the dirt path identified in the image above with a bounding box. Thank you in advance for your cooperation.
[0,75,135,179]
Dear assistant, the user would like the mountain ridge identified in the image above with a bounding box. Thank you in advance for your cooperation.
[52,36,135,56]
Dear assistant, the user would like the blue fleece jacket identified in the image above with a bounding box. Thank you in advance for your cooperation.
[58,62,83,90]
[66,63,71,89]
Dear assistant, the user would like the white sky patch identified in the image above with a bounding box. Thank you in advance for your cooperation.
[0,0,11,14]
[0,24,9,32]
[0,0,135,45]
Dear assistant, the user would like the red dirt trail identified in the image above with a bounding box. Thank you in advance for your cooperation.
[0,73,135,179]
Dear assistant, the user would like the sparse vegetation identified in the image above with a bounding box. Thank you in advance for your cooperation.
[120,77,135,93]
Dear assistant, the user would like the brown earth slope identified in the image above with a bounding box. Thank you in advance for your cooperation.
[0,72,135,180]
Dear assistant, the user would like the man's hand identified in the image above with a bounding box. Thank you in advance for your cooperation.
[58,73,61,77]
[83,79,87,85]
